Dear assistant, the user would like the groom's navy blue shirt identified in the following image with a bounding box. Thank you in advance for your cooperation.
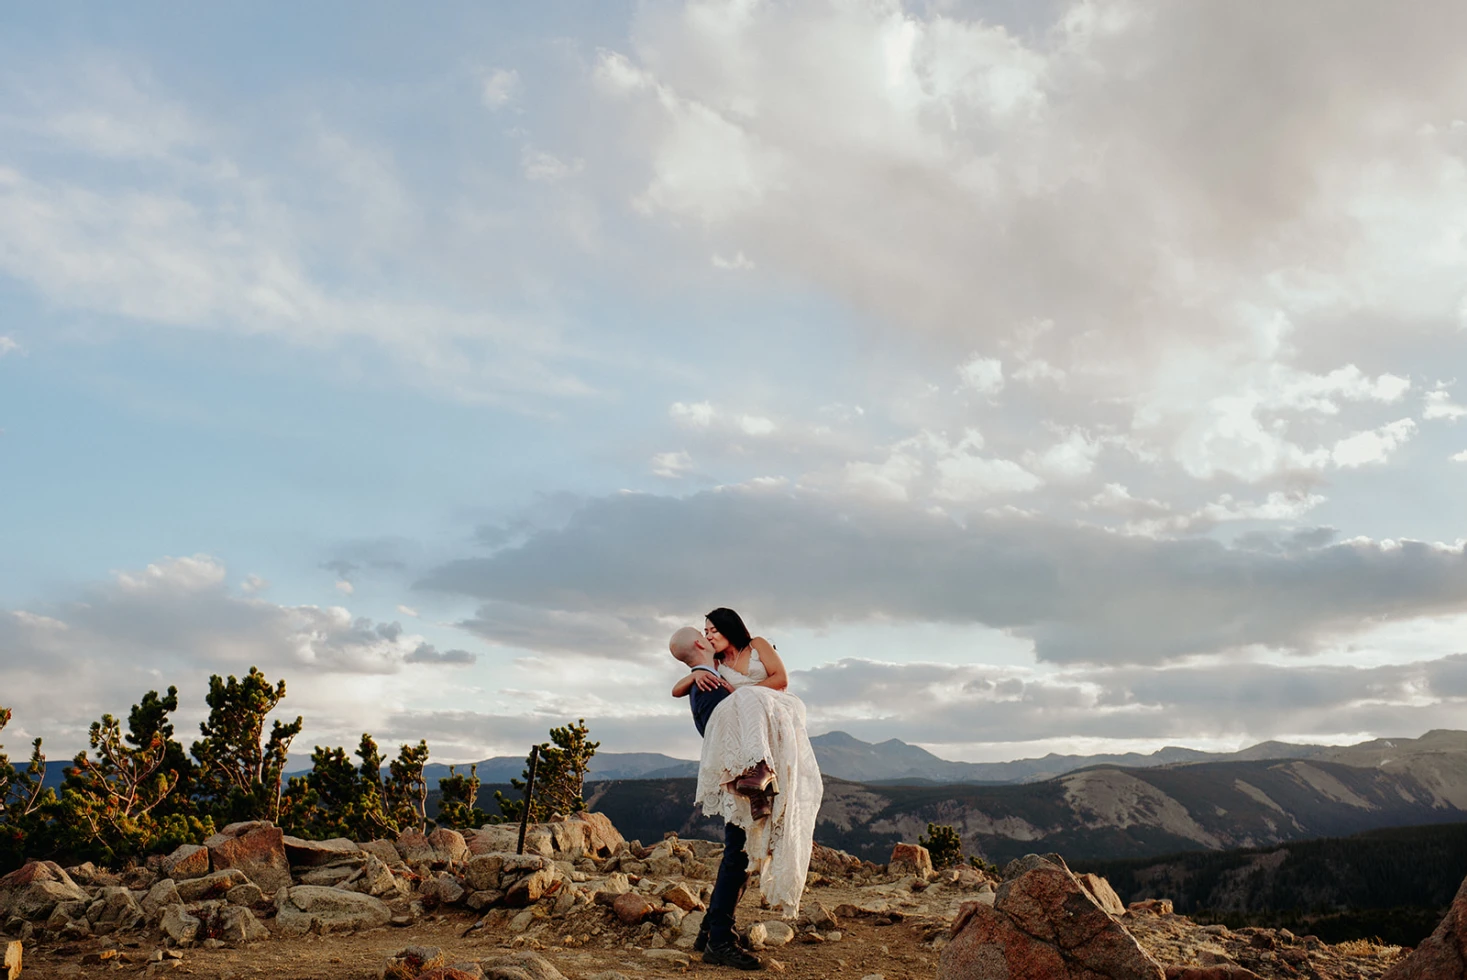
[688,668,731,737]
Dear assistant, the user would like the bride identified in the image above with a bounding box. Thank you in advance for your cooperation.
[671,607,823,917]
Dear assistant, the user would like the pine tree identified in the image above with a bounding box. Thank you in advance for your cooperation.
[191,668,303,823]
[495,719,599,823]
[920,822,964,870]
[0,705,52,871]
[437,764,490,830]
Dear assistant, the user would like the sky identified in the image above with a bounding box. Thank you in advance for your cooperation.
[2,0,1466,768]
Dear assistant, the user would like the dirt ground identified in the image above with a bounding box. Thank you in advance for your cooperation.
[14,879,953,980]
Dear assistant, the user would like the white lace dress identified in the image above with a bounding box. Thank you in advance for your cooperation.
[694,649,824,917]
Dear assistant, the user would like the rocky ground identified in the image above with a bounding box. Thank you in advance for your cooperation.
[0,813,1452,980]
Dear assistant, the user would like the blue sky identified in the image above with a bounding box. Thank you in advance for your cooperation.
[3,0,1467,766]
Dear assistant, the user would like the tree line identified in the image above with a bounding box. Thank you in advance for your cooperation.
[0,667,598,872]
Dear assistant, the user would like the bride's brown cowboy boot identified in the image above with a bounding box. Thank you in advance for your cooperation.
[735,760,776,794]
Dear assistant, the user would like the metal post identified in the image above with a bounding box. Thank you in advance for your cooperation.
[516,745,541,855]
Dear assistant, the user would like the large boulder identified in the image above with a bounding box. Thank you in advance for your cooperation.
[273,884,392,936]
[177,868,251,902]
[427,828,470,866]
[160,904,201,945]
[539,812,625,858]
[282,836,361,867]
[939,861,1165,980]
[142,878,183,921]
[0,861,89,920]
[206,822,291,894]
[1382,873,1467,979]
[3,939,19,980]
[889,843,934,879]
[160,843,210,881]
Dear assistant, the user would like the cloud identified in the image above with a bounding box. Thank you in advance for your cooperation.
[521,147,584,182]
[418,486,1467,665]
[1330,418,1416,468]
[0,61,591,404]
[0,336,19,357]
[404,642,476,666]
[480,68,520,109]
[592,1,1467,482]
[790,653,1467,746]
[1425,382,1467,422]
[0,555,481,749]
[651,450,694,478]
[958,356,1004,396]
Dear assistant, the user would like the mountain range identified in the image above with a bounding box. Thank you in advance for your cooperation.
[395,727,1347,788]
[569,729,1467,865]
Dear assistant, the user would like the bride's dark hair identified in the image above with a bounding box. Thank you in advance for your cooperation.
[705,607,752,656]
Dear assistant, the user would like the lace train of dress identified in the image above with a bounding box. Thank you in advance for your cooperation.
[694,654,823,917]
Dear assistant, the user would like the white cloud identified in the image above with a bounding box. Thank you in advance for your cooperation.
[0,336,19,357]
[334,579,355,595]
[651,450,693,478]
[0,66,590,404]
[1024,429,1100,479]
[1331,418,1417,468]
[1,555,475,750]
[957,356,1004,395]
[711,250,754,270]
[396,604,420,618]
[669,401,714,427]
[480,68,520,109]
[239,574,269,595]
[521,147,584,182]
[736,414,776,437]
[1451,450,1467,463]
[845,451,922,502]
[1425,382,1467,422]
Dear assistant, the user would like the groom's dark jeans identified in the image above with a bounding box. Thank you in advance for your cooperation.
[705,820,749,946]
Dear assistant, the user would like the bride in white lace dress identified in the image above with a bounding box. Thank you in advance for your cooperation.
[673,608,824,917]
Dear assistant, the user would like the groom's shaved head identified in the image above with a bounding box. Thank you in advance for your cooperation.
[669,626,709,664]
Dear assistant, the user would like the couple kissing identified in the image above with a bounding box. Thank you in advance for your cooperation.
[668,607,823,971]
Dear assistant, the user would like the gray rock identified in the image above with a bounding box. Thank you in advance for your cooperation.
[282,836,361,867]
[160,845,209,881]
[226,883,266,906]
[273,884,391,937]
[141,879,182,920]
[86,886,144,934]
[482,950,568,980]
[160,904,201,945]
[213,905,269,945]
[0,861,89,920]
[177,869,250,902]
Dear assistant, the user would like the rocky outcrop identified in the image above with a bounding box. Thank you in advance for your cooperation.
[206,822,291,894]
[1380,873,1467,979]
[0,861,89,920]
[273,884,392,936]
[940,856,1164,980]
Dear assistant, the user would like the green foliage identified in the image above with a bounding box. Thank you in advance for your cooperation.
[437,764,490,830]
[968,854,1001,876]
[191,668,303,824]
[385,740,430,833]
[495,719,600,823]
[280,735,431,839]
[919,822,964,870]
[0,705,54,870]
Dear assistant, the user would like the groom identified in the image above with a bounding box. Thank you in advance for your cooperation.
[669,626,764,971]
